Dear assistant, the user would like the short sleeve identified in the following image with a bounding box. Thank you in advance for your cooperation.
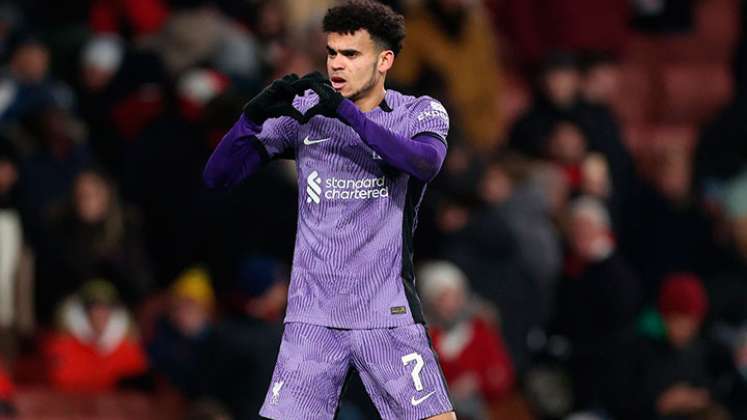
[255,115,298,160]
[407,96,449,145]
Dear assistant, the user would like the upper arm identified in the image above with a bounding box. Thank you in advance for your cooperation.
[407,97,449,146]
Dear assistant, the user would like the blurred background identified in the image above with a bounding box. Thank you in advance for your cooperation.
[0,0,745,419]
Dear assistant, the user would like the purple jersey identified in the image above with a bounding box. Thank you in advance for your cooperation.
[255,89,449,328]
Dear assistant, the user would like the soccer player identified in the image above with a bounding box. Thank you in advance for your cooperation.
[203,1,455,419]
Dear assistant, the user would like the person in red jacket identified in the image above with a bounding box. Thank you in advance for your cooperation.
[418,261,516,419]
[43,279,148,393]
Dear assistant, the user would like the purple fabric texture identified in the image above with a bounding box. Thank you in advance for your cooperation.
[259,322,453,420]
[203,115,263,190]
[336,98,447,182]
[204,89,450,329]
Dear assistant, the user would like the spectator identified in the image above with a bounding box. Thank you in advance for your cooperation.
[147,266,215,398]
[149,3,261,80]
[624,273,735,420]
[0,140,33,361]
[124,70,229,284]
[419,261,516,420]
[77,35,167,180]
[477,157,562,322]
[706,172,747,327]
[43,279,148,393]
[621,145,719,301]
[553,196,640,413]
[0,34,66,123]
[390,0,502,152]
[435,191,539,372]
[15,104,91,250]
[205,256,287,420]
[508,52,583,158]
[578,52,637,216]
[39,169,151,322]
[510,51,633,225]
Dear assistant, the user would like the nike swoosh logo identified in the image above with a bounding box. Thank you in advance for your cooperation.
[303,136,331,145]
[410,390,436,406]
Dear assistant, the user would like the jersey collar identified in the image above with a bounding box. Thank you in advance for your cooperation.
[379,90,393,112]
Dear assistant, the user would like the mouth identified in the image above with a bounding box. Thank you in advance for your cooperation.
[330,76,346,91]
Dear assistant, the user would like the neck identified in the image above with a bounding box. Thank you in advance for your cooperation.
[354,83,386,112]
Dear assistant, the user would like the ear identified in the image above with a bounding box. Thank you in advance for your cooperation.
[378,50,395,73]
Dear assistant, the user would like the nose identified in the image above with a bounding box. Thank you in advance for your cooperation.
[329,55,345,71]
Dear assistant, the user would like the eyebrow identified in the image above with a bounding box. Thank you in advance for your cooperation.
[326,45,360,55]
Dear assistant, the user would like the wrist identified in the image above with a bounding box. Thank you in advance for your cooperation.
[240,113,263,132]
[242,103,265,125]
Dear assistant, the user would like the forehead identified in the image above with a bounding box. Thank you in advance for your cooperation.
[326,29,376,51]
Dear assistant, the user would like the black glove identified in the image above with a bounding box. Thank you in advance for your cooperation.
[243,74,304,124]
[292,71,343,123]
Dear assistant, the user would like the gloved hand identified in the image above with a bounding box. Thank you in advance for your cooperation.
[243,73,304,124]
[293,71,344,123]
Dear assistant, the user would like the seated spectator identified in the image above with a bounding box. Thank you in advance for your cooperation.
[418,260,516,420]
[509,52,583,158]
[477,157,562,322]
[38,168,151,323]
[205,256,287,420]
[553,196,640,413]
[0,140,33,361]
[43,279,148,393]
[147,266,215,398]
[578,52,637,212]
[13,102,91,253]
[625,273,735,420]
[621,144,719,301]
[510,51,632,224]
[0,33,70,123]
[0,361,14,417]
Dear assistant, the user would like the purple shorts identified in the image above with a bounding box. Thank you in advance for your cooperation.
[259,322,453,420]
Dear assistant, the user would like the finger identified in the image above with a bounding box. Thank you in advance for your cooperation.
[278,103,304,122]
[288,108,305,122]
[292,72,331,93]
[277,80,298,98]
[299,71,326,83]
[281,73,300,83]
[292,77,323,94]
[308,81,337,100]
[301,105,323,123]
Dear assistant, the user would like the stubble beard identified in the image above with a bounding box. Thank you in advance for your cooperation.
[347,62,380,103]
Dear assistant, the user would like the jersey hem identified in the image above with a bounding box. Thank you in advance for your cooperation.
[282,314,420,330]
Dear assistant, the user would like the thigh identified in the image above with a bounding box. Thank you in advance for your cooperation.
[352,324,453,420]
[259,322,352,420]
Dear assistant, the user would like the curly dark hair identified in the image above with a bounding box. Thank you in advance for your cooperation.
[323,0,406,55]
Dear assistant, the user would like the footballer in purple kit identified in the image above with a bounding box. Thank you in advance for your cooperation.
[203,1,456,419]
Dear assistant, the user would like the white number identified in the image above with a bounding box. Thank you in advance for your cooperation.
[401,352,425,391]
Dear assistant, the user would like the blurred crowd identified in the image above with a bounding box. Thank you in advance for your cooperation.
[0,0,745,419]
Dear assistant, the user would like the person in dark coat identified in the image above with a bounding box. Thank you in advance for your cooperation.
[146,266,216,398]
[622,274,737,420]
[203,257,287,420]
[553,196,641,414]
